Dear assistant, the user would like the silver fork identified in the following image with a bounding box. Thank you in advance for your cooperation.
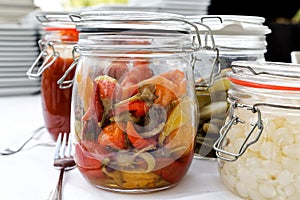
[0,126,45,156]
[48,132,76,200]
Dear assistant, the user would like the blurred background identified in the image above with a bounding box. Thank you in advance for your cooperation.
[34,0,128,11]
[0,0,298,62]
[0,0,299,96]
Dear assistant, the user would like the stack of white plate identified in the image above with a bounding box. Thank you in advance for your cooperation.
[0,24,41,96]
[83,0,210,15]
[0,0,36,23]
[128,0,210,15]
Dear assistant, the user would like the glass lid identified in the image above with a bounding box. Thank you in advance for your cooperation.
[187,15,271,35]
[36,11,77,29]
[227,61,300,90]
[69,11,192,33]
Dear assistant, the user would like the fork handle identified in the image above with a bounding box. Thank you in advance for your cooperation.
[48,168,65,200]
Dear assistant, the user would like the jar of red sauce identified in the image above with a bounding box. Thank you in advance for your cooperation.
[26,12,78,141]
[59,11,203,193]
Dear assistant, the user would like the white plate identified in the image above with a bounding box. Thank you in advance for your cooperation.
[83,5,158,12]
[0,46,39,52]
[0,71,27,77]
[0,24,37,30]
[0,61,34,67]
[0,77,40,87]
[0,30,37,36]
[129,0,210,6]
[0,51,39,57]
[159,1,210,8]
[0,24,38,35]
[83,5,207,15]
[0,86,40,96]
[0,18,19,23]
[187,15,271,35]
[0,66,30,72]
[0,56,37,62]
[0,35,38,41]
[156,8,208,15]
[0,40,37,46]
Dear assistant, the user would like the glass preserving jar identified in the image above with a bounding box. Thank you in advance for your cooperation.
[187,15,271,159]
[26,12,79,141]
[214,61,300,199]
[60,11,200,193]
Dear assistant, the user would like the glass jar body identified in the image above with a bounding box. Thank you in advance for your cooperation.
[194,50,266,158]
[41,43,76,141]
[71,51,198,192]
[27,13,78,141]
[68,11,200,193]
[216,62,300,199]
[190,15,270,159]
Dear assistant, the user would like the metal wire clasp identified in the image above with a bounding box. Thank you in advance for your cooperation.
[26,40,59,79]
[191,21,220,91]
[213,99,264,162]
[57,46,78,89]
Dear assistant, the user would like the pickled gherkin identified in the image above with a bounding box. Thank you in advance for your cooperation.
[194,70,230,158]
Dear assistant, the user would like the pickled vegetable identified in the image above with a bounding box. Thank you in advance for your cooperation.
[194,69,230,158]
[74,62,197,191]
[219,108,300,199]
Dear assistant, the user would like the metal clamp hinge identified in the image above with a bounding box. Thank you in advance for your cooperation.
[26,41,59,79]
[213,101,264,162]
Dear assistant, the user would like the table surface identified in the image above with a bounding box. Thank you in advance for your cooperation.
[0,94,242,200]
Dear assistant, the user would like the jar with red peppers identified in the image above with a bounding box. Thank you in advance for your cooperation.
[27,12,79,141]
[59,11,202,193]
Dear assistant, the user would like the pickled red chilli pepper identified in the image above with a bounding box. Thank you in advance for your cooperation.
[98,122,128,150]
[154,152,194,183]
[94,75,117,125]
[114,100,149,117]
[95,75,117,100]
[126,121,157,150]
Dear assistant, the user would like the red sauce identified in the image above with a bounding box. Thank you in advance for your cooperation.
[41,56,75,141]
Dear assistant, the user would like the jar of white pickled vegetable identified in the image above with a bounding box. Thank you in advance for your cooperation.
[214,61,300,199]
[59,11,202,193]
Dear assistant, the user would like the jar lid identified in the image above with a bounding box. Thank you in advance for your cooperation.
[36,12,77,30]
[187,15,271,35]
[208,35,268,51]
[70,11,191,34]
[187,15,271,51]
[227,61,300,90]
[36,12,79,42]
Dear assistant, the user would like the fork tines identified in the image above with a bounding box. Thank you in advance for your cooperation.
[53,132,73,169]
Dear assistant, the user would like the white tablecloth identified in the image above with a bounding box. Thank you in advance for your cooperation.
[0,94,241,200]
